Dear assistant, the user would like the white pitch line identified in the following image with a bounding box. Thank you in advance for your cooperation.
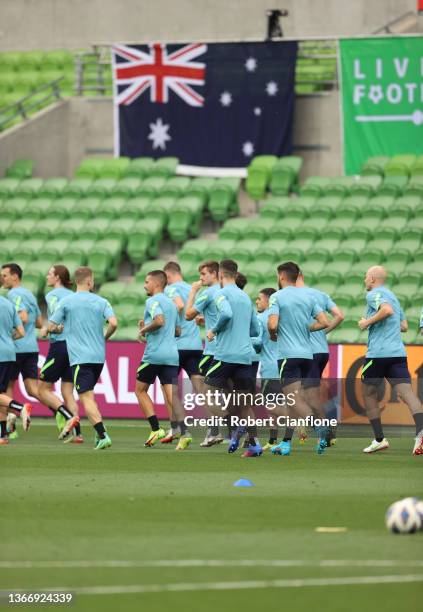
[1,559,423,569]
[32,574,423,596]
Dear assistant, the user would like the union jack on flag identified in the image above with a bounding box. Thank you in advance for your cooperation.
[112,43,207,107]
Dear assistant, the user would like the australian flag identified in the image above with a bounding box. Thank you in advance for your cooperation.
[112,41,297,168]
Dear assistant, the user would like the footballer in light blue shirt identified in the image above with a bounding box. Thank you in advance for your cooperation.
[296,272,344,386]
[185,260,221,377]
[38,266,80,440]
[0,295,28,440]
[49,267,117,450]
[358,266,423,456]
[1,263,42,401]
[136,270,181,448]
[204,260,260,390]
[164,262,203,385]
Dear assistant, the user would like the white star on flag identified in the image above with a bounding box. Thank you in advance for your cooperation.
[220,91,233,107]
[245,57,257,72]
[242,141,254,157]
[266,81,278,96]
[148,118,171,150]
[254,107,262,116]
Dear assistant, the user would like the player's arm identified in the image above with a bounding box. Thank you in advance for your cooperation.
[18,309,28,324]
[267,295,279,341]
[35,315,43,329]
[140,314,165,335]
[251,318,263,353]
[399,308,408,332]
[48,302,65,335]
[104,316,118,340]
[310,311,329,332]
[359,303,393,330]
[207,295,232,341]
[185,280,203,320]
[250,310,260,338]
[12,325,25,339]
[324,306,344,334]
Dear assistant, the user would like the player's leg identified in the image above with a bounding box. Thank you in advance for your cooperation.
[303,353,333,446]
[38,342,81,439]
[71,364,108,449]
[175,352,203,449]
[5,358,33,436]
[135,363,166,446]
[387,358,423,455]
[262,379,282,451]
[361,359,389,453]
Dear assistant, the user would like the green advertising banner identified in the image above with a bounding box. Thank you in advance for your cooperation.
[339,36,423,175]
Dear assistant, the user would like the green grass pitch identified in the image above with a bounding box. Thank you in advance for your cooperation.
[1,420,422,612]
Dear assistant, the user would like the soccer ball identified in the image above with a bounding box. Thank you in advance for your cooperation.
[385,498,422,534]
[415,500,423,530]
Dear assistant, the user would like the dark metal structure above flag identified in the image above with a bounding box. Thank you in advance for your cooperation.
[112,41,297,170]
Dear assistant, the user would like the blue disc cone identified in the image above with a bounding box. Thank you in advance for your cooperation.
[233,478,254,487]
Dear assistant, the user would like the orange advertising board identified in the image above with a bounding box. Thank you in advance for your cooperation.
[340,344,423,425]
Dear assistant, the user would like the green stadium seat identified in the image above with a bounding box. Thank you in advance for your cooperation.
[246,165,269,201]
[401,319,420,345]
[99,158,130,180]
[306,203,332,230]
[208,184,235,222]
[300,176,330,198]
[246,261,275,284]
[328,318,361,344]
[325,176,356,198]
[5,159,34,179]
[218,218,250,241]
[230,239,262,265]
[288,227,318,252]
[205,239,236,261]
[38,178,68,198]
[359,207,385,225]
[86,248,112,284]
[393,272,422,295]
[301,260,326,277]
[178,239,210,264]
[243,218,274,241]
[328,249,357,275]
[350,175,382,196]
[160,176,191,198]
[137,177,167,199]
[56,218,87,241]
[71,199,96,220]
[266,222,292,243]
[62,178,93,198]
[5,197,29,218]
[341,227,371,252]
[31,197,56,217]
[333,201,361,224]
[111,303,138,327]
[9,217,37,237]
[125,282,147,306]
[330,292,354,309]
[403,179,423,199]
[65,239,96,261]
[14,178,43,199]
[282,208,308,229]
[315,272,342,294]
[59,255,85,277]
[387,247,411,266]
[173,195,205,237]
[361,156,389,176]
[142,197,172,229]
[111,178,142,198]
[127,219,162,263]
[98,197,127,219]
[378,175,408,197]
[135,260,168,281]
[366,227,397,250]
[42,239,70,261]
[379,215,409,233]
[122,157,155,179]
[167,209,192,243]
[277,247,305,265]
[86,178,117,198]
[259,196,289,220]
[150,157,179,178]
[363,247,385,264]
[98,281,130,305]
[313,226,345,250]
[254,240,281,265]
[0,179,21,199]
[123,196,151,218]
[54,197,79,216]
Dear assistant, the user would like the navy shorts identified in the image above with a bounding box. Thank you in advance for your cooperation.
[178,350,203,377]
[261,378,282,397]
[302,353,329,389]
[0,362,14,393]
[361,357,411,386]
[137,362,178,385]
[204,359,253,390]
[198,354,213,376]
[39,341,73,384]
[10,352,38,381]
[72,363,103,394]
[278,358,313,386]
